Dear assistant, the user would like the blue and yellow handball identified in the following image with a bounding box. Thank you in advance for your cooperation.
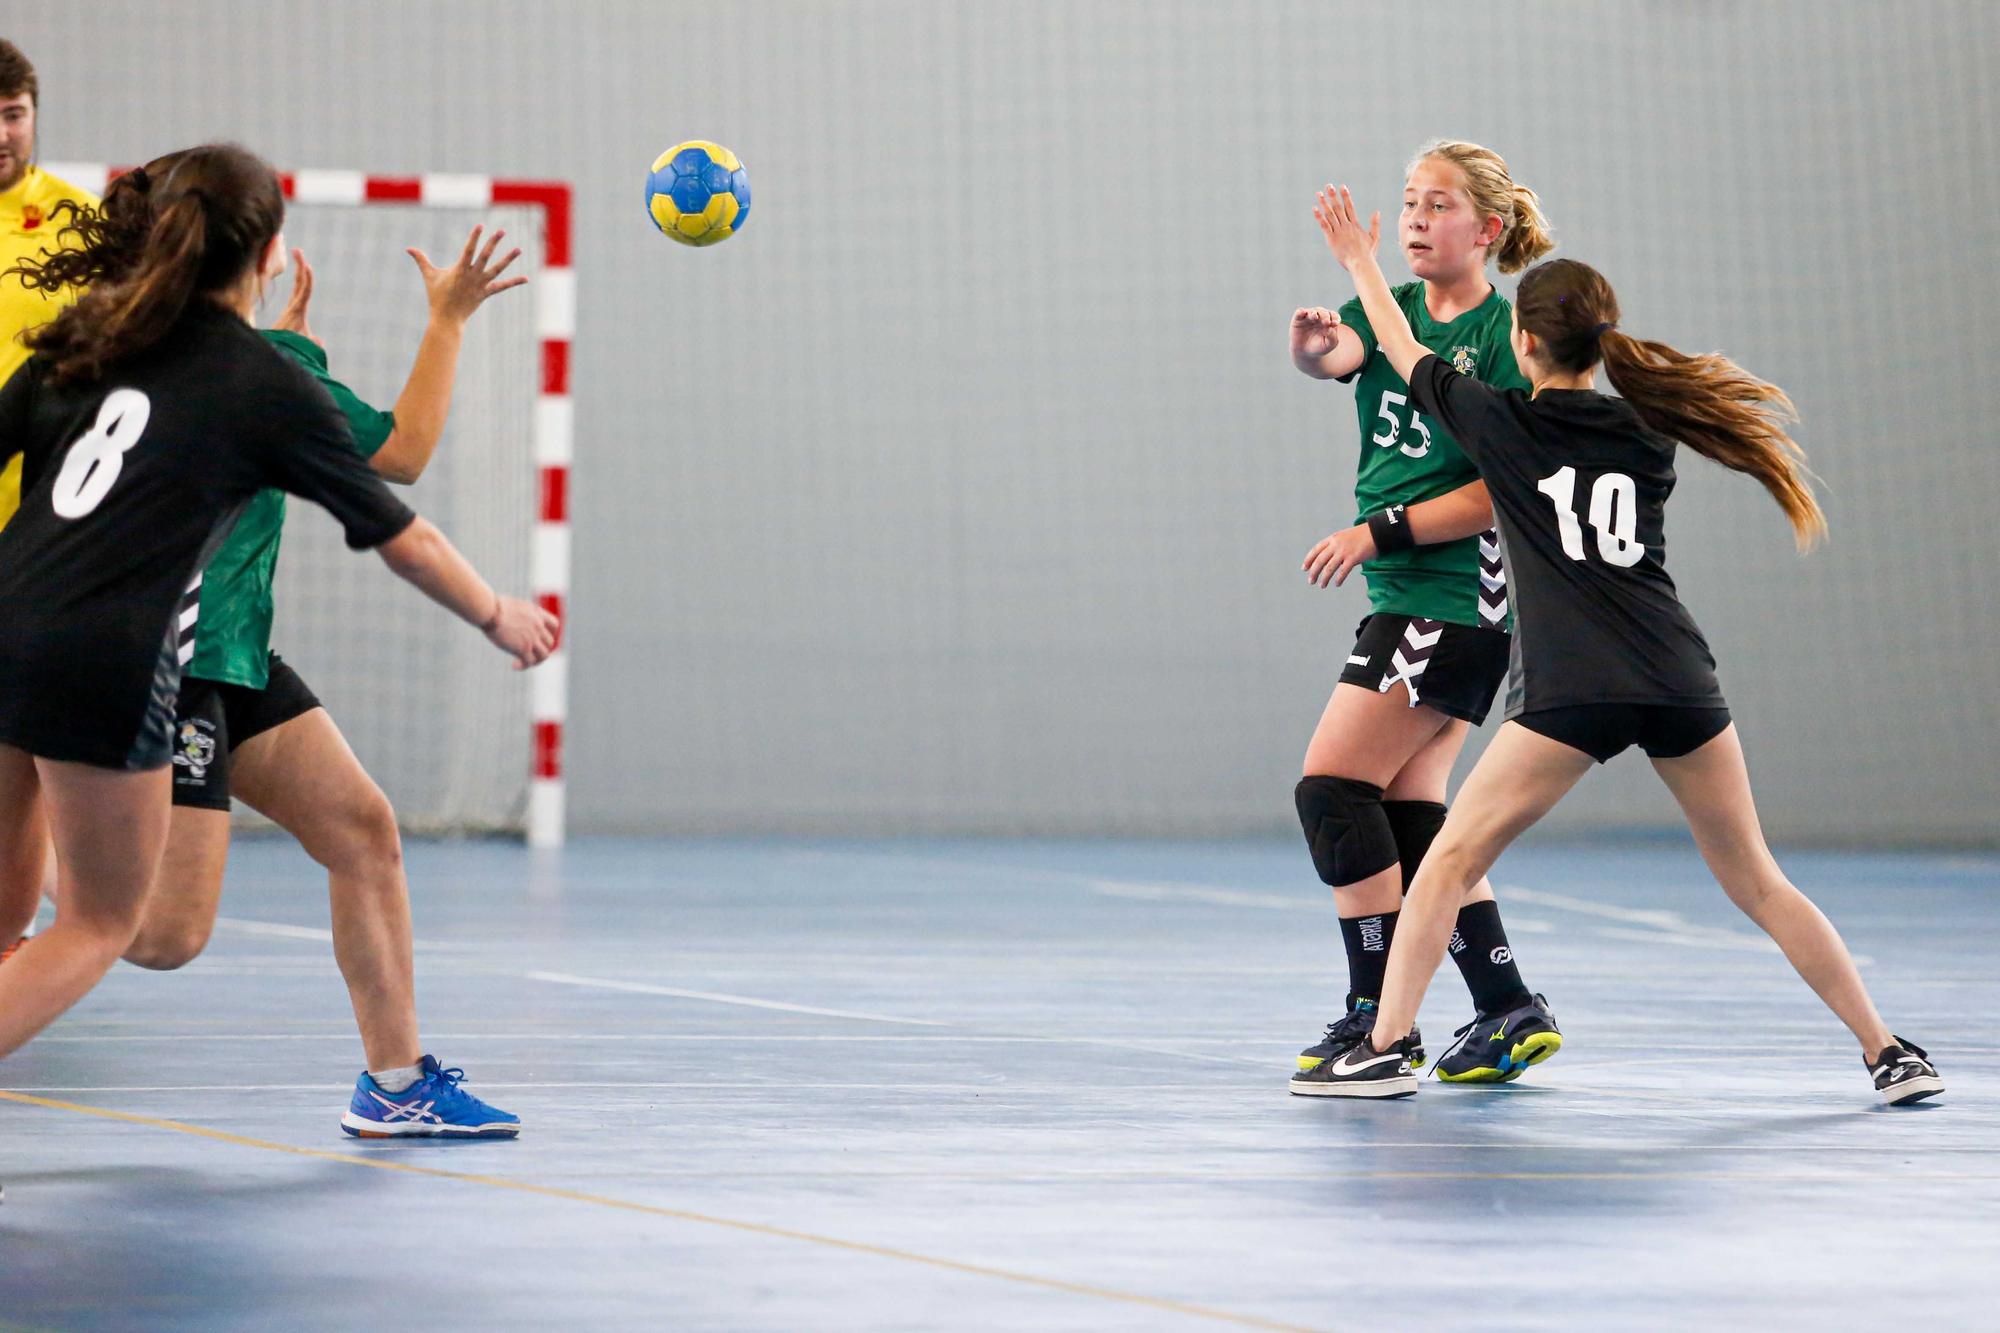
[645,142,751,247]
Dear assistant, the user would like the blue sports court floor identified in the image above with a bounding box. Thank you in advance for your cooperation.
[1,836,1994,1330]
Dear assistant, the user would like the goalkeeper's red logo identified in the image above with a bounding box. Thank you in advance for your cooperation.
[21,203,40,230]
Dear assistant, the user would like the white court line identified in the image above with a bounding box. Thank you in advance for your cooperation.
[214,916,477,954]
[525,970,951,1027]
[830,849,1783,956]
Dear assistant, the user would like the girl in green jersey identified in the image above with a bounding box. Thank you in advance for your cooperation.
[1286,142,1565,1090]
[1,151,547,1135]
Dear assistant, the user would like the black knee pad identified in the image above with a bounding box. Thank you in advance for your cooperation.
[1382,800,1448,892]
[1294,776,1398,887]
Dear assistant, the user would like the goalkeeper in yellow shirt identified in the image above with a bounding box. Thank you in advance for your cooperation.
[2,38,99,525]
[0,39,100,969]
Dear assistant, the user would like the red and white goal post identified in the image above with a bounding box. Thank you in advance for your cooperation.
[47,163,573,847]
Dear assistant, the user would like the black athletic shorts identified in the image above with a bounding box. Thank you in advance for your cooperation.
[1512,702,1733,765]
[170,653,322,810]
[1337,614,1511,726]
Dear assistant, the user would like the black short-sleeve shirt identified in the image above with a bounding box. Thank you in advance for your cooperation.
[0,302,416,766]
[1406,353,1723,717]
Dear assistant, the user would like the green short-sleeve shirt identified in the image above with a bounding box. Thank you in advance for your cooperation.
[1336,281,1526,627]
[185,330,395,688]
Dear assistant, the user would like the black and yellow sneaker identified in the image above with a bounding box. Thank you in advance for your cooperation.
[1289,1030,1421,1099]
[1296,1000,1424,1072]
[1433,993,1562,1083]
[1868,1037,1944,1105]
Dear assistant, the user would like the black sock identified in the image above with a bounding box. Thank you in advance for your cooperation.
[1337,910,1398,1008]
[1447,899,1531,1015]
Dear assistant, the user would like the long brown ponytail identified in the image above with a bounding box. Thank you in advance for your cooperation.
[17,144,283,385]
[1515,258,1827,549]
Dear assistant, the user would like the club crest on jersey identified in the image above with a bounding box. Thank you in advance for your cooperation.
[21,204,42,230]
[173,719,217,779]
[1450,345,1478,376]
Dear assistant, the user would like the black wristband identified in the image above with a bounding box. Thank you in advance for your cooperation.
[1367,505,1415,554]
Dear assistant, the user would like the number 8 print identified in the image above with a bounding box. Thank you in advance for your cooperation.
[52,388,152,519]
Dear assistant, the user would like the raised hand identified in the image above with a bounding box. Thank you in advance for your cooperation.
[406,225,527,326]
[1291,306,1343,360]
[272,248,321,347]
[1313,185,1380,272]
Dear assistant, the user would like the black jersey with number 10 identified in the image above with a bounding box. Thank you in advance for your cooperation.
[1406,354,1724,719]
[0,302,416,768]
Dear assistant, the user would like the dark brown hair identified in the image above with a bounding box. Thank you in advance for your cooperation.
[1514,258,1827,548]
[0,39,37,105]
[10,149,194,293]
[17,144,284,385]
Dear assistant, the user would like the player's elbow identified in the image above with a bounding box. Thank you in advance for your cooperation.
[369,433,425,485]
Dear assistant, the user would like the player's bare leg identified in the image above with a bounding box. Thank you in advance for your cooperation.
[229,708,420,1072]
[1293,680,1555,1088]
[0,763,45,949]
[1383,717,1497,907]
[1651,725,1894,1058]
[0,751,170,1060]
[1370,723,1595,1054]
[121,807,232,969]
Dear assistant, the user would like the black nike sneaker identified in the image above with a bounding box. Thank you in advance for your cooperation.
[1289,1029,1421,1098]
[1868,1037,1944,1106]
[1296,999,1424,1072]
[1433,993,1563,1083]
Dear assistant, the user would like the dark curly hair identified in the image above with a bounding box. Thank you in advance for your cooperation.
[13,144,283,385]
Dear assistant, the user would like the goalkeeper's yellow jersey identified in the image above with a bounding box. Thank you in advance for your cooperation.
[2,163,100,525]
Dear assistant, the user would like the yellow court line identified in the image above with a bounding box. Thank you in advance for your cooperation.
[0,1090,1322,1333]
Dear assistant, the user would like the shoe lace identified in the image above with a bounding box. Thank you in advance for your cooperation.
[1430,1012,1494,1080]
[1319,1000,1380,1047]
[418,1065,474,1102]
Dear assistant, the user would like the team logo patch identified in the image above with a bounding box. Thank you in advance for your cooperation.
[21,203,42,230]
[1450,345,1478,376]
[172,719,217,779]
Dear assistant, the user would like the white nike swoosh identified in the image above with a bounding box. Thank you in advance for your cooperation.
[1336,1046,1402,1073]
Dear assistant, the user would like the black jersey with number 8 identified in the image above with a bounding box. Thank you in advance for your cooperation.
[0,302,415,768]
[1406,353,1724,719]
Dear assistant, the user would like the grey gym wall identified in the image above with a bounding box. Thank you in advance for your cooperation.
[15,1,1997,843]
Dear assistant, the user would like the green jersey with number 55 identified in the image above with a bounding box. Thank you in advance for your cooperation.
[1336,281,1525,627]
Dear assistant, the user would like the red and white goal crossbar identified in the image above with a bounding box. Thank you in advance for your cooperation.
[47,164,574,848]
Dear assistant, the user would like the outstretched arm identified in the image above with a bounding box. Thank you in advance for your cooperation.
[277,230,527,485]
[1313,185,1426,385]
[370,226,526,482]
[375,516,559,669]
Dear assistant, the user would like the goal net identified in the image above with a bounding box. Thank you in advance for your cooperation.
[48,166,574,845]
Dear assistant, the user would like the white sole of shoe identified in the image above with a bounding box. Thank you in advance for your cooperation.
[1879,1074,1945,1105]
[1288,1076,1418,1099]
[340,1113,521,1138]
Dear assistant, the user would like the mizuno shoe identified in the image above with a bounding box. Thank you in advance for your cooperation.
[1289,1030,1421,1099]
[1297,999,1424,1072]
[1868,1036,1944,1106]
[1433,993,1563,1083]
[340,1055,521,1139]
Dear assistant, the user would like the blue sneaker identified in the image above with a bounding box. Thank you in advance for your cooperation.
[340,1055,520,1139]
[1433,993,1562,1083]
